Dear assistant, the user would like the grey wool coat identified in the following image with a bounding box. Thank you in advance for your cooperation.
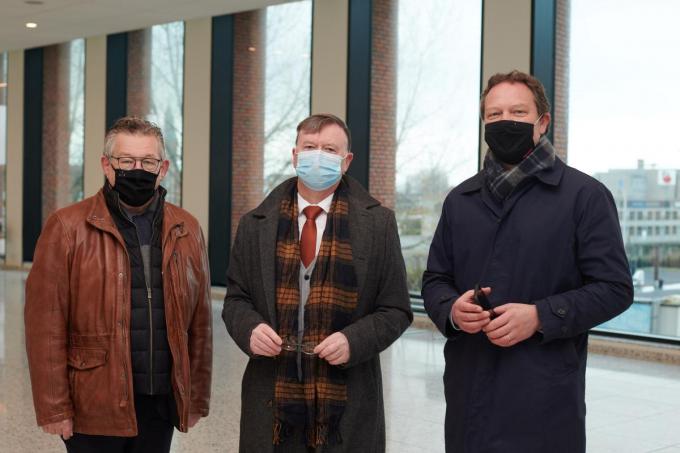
[222,175,413,453]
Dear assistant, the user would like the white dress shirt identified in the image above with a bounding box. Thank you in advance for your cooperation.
[297,192,334,261]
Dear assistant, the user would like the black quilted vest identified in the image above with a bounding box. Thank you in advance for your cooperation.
[104,183,171,395]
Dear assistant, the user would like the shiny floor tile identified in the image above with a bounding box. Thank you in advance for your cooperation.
[2,269,680,452]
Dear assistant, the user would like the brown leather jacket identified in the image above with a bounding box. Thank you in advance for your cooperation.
[24,190,212,436]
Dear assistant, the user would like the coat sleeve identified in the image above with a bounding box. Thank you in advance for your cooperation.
[188,227,212,417]
[422,202,463,339]
[341,212,413,368]
[24,213,74,426]
[535,184,634,342]
[222,218,267,357]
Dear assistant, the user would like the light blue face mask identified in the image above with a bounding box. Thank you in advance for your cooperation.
[295,150,344,191]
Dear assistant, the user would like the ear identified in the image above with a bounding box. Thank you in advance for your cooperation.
[291,147,298,168]
[342,152,354,173]
[538,112,551,135]
[157,160,170,180]
[153,160,170,189]
[101,156,115,186]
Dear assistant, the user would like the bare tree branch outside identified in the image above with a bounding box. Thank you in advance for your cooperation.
[263,0,312,195]
[395,0,482,292]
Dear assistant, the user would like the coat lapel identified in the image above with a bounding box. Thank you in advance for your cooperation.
[253,176,379,327]
[253,178,296,330]
[344,177,379,302]
[347,202,370,301]
[258,209,279,329]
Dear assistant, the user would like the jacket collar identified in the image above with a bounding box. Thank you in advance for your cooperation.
[87,185,185,242]
[250,174,380,219]
[253,174,378,330]
[459,156,566,195]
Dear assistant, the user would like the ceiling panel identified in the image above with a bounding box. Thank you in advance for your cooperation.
[0,0,293,52]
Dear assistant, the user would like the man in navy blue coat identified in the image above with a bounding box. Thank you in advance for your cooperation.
[422,70,633,453]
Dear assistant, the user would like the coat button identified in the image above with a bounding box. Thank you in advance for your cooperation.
[118,272,124,279]
[561,326,568,333]
[557,308,567,316]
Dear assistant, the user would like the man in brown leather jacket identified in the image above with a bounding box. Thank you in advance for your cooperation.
[24,117,212,453]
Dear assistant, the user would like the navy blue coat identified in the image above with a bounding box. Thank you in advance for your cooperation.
[422,158,633,453]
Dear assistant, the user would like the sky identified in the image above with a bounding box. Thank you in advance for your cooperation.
[567,0,680,175]
[394,0,680,189]
[396,0,482,190]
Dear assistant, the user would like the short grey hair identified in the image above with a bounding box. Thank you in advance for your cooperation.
[103,116,166,160]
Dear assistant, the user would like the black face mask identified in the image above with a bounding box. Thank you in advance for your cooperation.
[113,169,158,207]
[484,119,537,165]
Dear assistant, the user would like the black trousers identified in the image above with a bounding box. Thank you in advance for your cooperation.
[63,395,174,453]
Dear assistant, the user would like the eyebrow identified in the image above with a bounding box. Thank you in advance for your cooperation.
[115,153,161,158]
[301,141,339,148]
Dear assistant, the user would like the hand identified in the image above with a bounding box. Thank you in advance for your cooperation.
[249,323,282,357]
[314,332,350,366]
[41,418,73,440]
[483,303,541,347]
[451,288,492,334]
[188,413,202,428]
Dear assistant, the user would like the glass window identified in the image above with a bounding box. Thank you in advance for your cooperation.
[395,0,483,292]
[41,39,85,221]
[0,52,6,259]
[263,0,312,194]
[127,22,184,205]
[569,0,680,338]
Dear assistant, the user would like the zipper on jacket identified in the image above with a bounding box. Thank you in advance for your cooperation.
[147,286,154,394]
[132,221,155,395]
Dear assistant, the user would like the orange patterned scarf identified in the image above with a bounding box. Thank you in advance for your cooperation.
[273,181,358,447]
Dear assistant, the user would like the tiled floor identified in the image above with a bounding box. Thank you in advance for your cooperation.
[2,269,680,452]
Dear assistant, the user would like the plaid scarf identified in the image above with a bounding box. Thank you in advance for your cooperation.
[483,136,556,202]
[273,181,358,447]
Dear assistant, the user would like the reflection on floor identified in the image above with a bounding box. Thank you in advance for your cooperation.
[2,270,680,452]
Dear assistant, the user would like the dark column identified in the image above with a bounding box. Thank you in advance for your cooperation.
[23,48,44,262]
[531,0,556,142]
[346,0,372,189]
[106,32,128,128]
[209,15,235,286]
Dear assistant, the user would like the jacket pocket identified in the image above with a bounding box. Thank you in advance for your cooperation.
[67,348,108,370]
[67,347,109,420]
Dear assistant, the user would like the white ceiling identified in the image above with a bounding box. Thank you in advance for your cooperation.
[0,0,294,52]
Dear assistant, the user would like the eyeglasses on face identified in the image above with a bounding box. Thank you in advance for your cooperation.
[109,156,162,173]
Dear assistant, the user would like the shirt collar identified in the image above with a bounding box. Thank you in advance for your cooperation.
[298,191,334,216]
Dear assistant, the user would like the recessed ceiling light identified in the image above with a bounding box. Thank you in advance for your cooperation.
[248,46,256,52]
[25,22,38,29]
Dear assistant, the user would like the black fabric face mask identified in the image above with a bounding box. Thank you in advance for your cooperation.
[113,169,158,207]
[484,119,537,165]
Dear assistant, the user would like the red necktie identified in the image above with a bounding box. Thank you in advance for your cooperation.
[300,206,324,268]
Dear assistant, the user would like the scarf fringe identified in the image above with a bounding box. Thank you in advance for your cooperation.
[273,421,283,445]
[304,422,343,447]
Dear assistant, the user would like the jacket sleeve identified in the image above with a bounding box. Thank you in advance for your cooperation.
[24,213,74,426]
[188,228,212,417]
[535,184,634,342]
[341,212,413,368]
[222,218,267,357]
[422,202,463,339]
